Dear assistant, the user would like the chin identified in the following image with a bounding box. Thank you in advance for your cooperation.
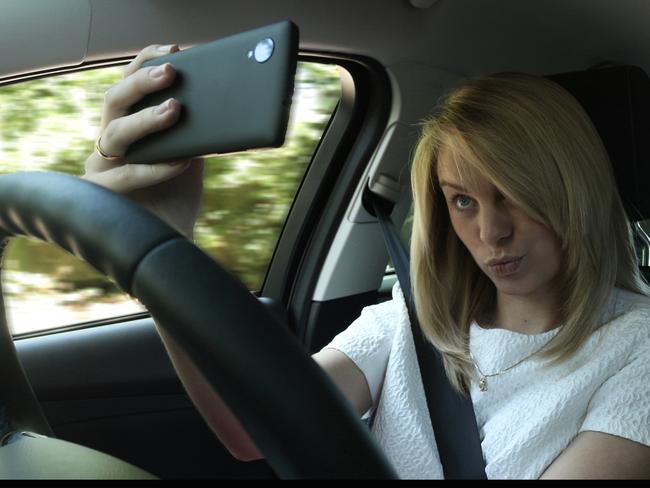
[495,284,534,296]
[490,275,538,297]
[492,273,557,299]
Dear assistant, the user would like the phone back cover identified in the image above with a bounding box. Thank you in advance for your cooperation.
[125,21,298,164]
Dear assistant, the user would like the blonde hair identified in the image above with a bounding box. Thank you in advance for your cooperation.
[410,72,649,393]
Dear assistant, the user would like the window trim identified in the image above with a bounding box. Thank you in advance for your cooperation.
[261,52,392,341]
[12,311,151,340]
[0,59,131,87]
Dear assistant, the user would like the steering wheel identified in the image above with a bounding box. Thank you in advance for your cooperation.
[0,172,397,479]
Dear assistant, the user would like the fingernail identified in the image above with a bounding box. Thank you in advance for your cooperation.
[150,64,168,78]
[156,98,175,114]
[157,44,176,53]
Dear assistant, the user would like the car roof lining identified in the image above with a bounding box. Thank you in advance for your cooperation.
[4,1,650,80]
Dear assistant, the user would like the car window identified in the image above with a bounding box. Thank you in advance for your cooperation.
[0,62,341,335]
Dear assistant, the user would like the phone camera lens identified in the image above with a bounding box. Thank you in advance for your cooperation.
[254,38,274,63]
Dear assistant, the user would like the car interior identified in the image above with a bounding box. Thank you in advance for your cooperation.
[0,0,649,479]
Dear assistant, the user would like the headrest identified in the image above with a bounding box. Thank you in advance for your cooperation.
[546,66,650,221]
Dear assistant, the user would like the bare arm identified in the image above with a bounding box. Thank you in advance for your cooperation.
[312,348,373,416]
[156,326,263,461]
[156,327,373,462]
[82,43,373,462]
[540,431,650,479]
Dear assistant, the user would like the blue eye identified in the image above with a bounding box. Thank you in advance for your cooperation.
[453,194,474,211]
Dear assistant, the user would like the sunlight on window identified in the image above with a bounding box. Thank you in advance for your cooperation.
[4,265,146,335]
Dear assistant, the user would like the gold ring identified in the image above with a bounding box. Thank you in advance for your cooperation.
[95,135,124,163]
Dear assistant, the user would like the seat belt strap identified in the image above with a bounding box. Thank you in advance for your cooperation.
[371,197,487,479]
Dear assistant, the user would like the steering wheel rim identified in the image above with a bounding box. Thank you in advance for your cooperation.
[0,171,397,479]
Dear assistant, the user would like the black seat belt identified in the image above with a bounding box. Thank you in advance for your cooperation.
[370,195,487,479]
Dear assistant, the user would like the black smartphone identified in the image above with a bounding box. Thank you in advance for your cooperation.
[124,20,298,164]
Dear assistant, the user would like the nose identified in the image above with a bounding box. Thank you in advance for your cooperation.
[478,203,513,247]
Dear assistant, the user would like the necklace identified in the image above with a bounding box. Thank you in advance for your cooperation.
[470,340,551,392]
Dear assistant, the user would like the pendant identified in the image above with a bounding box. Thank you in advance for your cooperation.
[479,376,488,392]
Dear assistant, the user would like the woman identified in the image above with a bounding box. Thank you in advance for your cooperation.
[84,45,650,478]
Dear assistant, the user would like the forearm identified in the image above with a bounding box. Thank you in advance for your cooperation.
[154,322,263,462]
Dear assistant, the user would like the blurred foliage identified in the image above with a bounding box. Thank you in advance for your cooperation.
[0,62,341,317]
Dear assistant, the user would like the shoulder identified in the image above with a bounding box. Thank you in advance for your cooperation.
[575,292,650,456]
[320,281,412,407]
[612,287,650,313]
[323,281,408,353]
[356,280,410,331]
[599,288,650,344]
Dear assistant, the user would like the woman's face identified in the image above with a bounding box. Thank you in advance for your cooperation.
[437,151,563,301]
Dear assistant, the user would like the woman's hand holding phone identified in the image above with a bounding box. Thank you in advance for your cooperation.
[83,44,204,239]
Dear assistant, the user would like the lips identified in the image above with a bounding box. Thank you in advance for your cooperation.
[486,256,524,277]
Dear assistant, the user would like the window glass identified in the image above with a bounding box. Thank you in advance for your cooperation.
[384,205,414,276]
[0,62,341,335]
[401,205,414,247]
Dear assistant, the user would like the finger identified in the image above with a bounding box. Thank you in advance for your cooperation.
[102,44,179,129]
[84,159,192,194]
[122,44,180,79]
[102,62,177,129]
[85,147,116,174]
[100,97,182,159]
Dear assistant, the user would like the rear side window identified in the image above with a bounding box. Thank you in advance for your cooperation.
[0,62,341,335]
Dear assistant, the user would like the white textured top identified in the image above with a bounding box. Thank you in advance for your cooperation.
[324,283,650,479]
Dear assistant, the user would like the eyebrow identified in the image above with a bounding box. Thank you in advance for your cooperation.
[438,180,467,192]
